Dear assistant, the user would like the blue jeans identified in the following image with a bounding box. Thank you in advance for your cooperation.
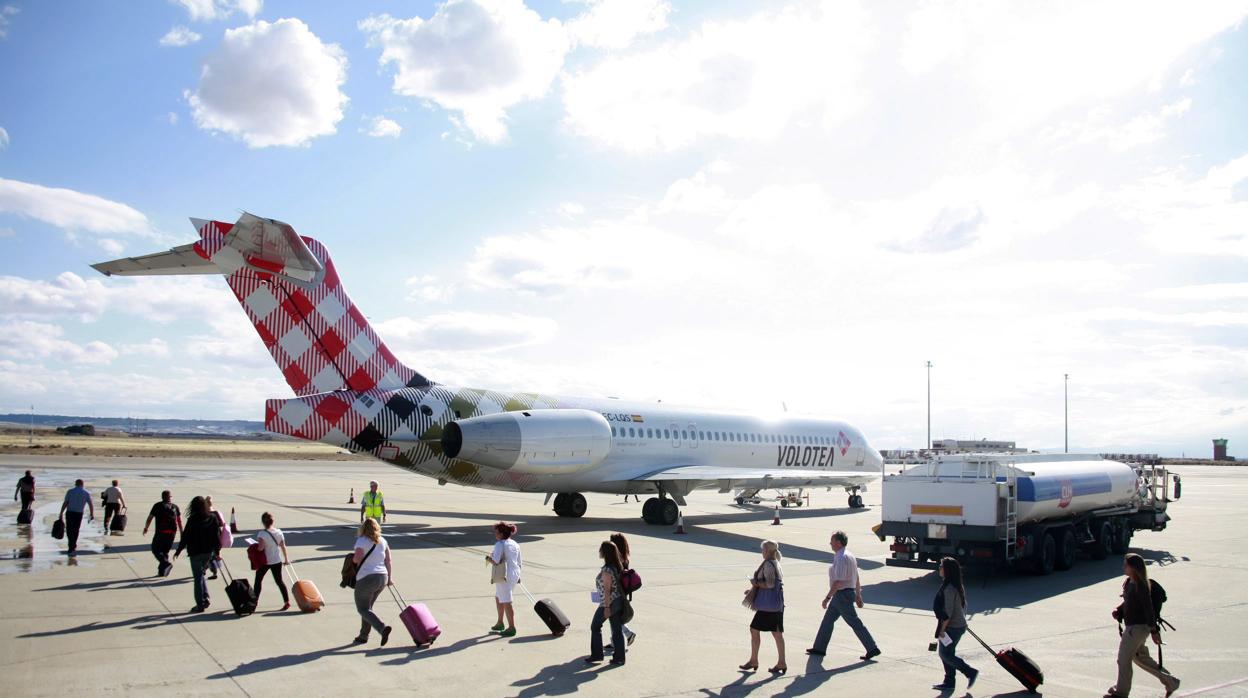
[812,588,877,653]
[939,625,974,685]
[590,604,625,663]
[190,554,212,608]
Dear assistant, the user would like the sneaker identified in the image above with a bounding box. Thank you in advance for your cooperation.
[861,648,881,661]
[805,648,826,656]
[499,627,517,638]
[626,631,637,647]
[380,626,393,647]
[966,668,979,689]
[352,636,367,645]
[490,622,505,633]
[190,606,205,613]
[932,683,954,691]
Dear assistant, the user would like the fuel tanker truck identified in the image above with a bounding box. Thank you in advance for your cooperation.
[876,454,1179,574]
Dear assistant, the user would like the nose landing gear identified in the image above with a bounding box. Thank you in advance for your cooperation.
[846,487,865,509]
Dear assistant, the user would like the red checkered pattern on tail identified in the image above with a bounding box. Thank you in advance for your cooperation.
[196,219,429,396]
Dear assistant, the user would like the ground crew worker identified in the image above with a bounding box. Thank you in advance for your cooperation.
[360,480,386,523]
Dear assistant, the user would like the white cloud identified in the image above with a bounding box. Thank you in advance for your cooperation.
[188,18,348,148]
[360,1,569,143]
[97,238,124,256]
[1146,283,1248,301]
[167,112,179,125]
[556,202,585,218]
[375,312,558,352]
[562,1,871,150]
[567,0,670,50]
[0,125,8,149]
[159,25,202,47]
[121,338,170,358]
[0,272,109,318]
[173,0,261,22]
[1114,153,1248,258]
[0,178,154,237]
[365,116,402,138]
[0,227,13,238]
[404,274,455,303]
[0,321,118,366]
[0,5,18,40]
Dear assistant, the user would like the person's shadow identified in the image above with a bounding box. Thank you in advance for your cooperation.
[510,656,609,697]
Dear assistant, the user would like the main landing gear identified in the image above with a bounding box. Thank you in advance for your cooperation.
[847,487,865,509]
[642,484,679,526]
[553,492,587,518]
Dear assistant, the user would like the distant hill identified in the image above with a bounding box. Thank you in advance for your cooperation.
[0,414,265,437]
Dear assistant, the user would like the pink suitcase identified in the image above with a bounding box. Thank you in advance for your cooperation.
[390,586,440,646]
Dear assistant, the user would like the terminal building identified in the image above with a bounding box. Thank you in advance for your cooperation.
[930,438,1020,453]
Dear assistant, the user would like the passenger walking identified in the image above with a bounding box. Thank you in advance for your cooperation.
[932,557,978,691]
[586,540,627,666]
[204,495,225,579]
[609,532,637,648]
[740,540,787,674]
[174,496,222,613]
[102,479,127,531]
[351,518,393,645]
[143,490,182,576]
[1107,553,1180,697]
[253,512,290,610]
[807,530,880,660]
[360,480,386,523]
[485,521,522,637]
[14,470,35,512]
[59,479,94,555]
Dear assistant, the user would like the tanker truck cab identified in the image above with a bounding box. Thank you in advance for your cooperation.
[878,454,1178,575]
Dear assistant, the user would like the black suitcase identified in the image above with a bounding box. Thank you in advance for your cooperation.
[219,559,257,616]
[110,510,127,533]
[51,518,64,539]
[521,583,570,636]
[17,508,33,525]
[967,626,1043,693]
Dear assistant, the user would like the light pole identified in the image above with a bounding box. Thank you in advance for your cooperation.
[1064,373,1069,454]
[926,361,933,450]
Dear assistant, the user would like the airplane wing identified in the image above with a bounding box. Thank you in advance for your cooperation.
[91,243,217,276]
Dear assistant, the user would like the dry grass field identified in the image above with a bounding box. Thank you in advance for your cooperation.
[0,433,368,460]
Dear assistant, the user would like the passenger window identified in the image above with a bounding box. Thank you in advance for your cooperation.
[611,426,616,436]
[698,431,704,440]
[664,429,670,439]
[628,427,635,437]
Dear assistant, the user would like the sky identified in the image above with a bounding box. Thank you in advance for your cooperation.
[0,0,1245,458]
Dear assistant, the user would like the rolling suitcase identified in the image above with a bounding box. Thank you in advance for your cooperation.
[389,586,440,646]
[219,559,257,617]
[521,583,570,636]
[51,518,64,539]
[967,626,1043,693]
[288,564,324,613]
[110,508,127,533]
[17,508,33,525]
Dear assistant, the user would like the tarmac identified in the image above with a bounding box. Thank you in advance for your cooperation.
[1,455,1245,697]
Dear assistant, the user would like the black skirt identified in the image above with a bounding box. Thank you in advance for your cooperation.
[750,609,784,632]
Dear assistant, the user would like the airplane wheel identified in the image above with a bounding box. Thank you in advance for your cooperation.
[567,493,587,518]
[553,493,571,517]
[781,499,789,508]
[735,497,744,505]
[855,495,864,508]
[1055,528,1077,571]
[660,499,679,526]
[642,497,660,524]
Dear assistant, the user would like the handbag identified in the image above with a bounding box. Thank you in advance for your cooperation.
[748,560,785,612]
[215,511,233,549]
[340,542,377,589]
[490,545,507,584]
[620,568,642,593]
[611,595,635,624]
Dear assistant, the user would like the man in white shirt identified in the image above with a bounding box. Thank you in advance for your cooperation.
[807,530,881,661]
[102,479,126,531]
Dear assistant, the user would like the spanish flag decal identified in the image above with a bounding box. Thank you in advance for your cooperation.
[631,414,645,423]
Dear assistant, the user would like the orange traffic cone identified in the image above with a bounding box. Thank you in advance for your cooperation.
[348,488,354,504]
[674,510,687,534]
[229,507,239,534]
[771,505,782,526]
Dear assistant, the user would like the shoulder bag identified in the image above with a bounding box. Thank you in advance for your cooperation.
[490,544,508,584]
[340,542,378,589]
[751,561,785,612]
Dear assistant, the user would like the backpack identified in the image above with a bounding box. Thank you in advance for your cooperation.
[1150,579,1173,631]
[620,568,643,594]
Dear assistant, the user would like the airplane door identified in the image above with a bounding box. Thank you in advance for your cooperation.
[688,423,698,450]
[855,445,865,467]
[669,423,680,448]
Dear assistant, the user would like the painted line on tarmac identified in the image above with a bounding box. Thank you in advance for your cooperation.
[116,553,251,697]
[1181,676,1248,696]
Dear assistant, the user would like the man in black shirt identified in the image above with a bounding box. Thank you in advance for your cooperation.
[143,490,182,577]
[14,470,35,512]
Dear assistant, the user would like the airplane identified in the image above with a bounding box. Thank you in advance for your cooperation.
[92,213,883,525]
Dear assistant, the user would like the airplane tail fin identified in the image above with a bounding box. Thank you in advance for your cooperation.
[93,213,431,396]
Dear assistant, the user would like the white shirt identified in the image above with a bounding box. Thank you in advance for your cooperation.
[829,548,860,591]
[354,536,389,579]
[491,538,523,584]
[103,486,123,505]
[257,528,285,566]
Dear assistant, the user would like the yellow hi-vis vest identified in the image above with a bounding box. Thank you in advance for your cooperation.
[363,491,384,519]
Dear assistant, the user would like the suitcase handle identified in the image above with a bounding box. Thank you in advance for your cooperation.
[217,557,237,584]
[964,625,997,655]
[388,583,408,610]
[518,582,537,606]
[287,562,300,583]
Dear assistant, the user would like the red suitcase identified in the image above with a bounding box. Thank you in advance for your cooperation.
[288,564,324,613]
[389,586,440,646]
[967,626,1044,693]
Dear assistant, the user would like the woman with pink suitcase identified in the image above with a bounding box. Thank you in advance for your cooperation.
[351,518,393,646]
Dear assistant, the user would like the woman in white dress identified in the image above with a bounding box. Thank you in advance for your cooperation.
[485,521,522,637]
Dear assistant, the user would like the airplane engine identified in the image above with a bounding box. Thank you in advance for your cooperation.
[441,409,613,474]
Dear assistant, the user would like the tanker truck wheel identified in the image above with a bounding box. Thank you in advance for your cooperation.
[1055,529,1077,571]
[1036,533,1057,575]
[1110,523,1132,554]
[1089,521,1113,560]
